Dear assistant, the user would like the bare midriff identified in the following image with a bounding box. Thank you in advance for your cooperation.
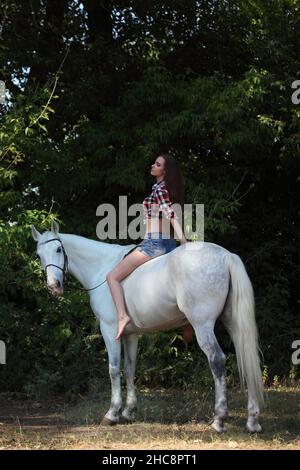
[144,217,174,238]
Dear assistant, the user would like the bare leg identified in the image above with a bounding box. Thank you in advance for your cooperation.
[106,249,152,340]
[107,276,131,340]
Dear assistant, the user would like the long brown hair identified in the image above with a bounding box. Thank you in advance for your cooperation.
[160,153,185,209]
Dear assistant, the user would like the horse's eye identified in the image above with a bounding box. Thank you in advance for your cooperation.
[57,247,61,253]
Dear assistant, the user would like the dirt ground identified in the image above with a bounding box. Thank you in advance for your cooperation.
[0,386,299,450]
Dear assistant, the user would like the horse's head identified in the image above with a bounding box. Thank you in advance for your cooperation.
[31,220,68,297]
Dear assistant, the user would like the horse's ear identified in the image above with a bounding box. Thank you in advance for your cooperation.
[51,220,60,235]
[31,225,41,242]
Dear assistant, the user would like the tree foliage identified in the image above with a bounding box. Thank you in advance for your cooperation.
[0,0,299,394]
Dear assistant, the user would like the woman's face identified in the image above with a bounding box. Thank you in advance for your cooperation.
[150,156,166,178]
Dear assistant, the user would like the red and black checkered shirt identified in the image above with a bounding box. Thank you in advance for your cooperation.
[143,179,178,224]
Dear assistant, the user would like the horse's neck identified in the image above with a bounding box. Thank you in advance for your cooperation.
[59,233,127,289]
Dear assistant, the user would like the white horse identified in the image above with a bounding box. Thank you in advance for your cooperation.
[31,221,264,433]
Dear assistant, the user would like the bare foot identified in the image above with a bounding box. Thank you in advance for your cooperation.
[115,315,131,340]
[183,323,193,344]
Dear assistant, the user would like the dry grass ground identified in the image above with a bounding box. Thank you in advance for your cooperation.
[0,386,299,450]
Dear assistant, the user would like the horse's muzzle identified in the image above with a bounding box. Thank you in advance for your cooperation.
[47,281,64,296]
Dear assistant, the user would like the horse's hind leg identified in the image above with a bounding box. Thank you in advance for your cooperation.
[221,302,262,433]
[121,334,139,423]
[194,321,228,433]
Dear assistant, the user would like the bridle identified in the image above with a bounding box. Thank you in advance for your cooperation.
[38,237,69,286]
[38,237,139,292]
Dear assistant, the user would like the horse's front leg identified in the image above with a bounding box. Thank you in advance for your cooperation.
[121,334,139,423]
[100,322,122,426]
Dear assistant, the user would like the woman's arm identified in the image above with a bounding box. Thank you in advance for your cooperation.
[155,187,188,244]
[170,217,187,244]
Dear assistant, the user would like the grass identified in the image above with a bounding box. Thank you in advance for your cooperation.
[0,385,299,450]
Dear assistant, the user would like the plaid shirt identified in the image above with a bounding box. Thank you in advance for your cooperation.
[143,179,178,224]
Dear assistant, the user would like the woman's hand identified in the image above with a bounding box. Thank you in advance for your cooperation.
[171,218,188,245]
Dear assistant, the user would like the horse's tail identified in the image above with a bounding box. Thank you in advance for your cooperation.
[224,253,264,406]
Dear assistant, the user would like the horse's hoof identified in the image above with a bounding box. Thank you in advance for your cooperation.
[246,422,262,433]
[211,421,227,433]
[119,415,132,425]
[100,417,118,426]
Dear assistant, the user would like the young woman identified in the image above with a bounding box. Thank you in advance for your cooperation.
[106,154,192,341]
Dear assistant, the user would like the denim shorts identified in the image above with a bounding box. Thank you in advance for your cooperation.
[136,232,177,258]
